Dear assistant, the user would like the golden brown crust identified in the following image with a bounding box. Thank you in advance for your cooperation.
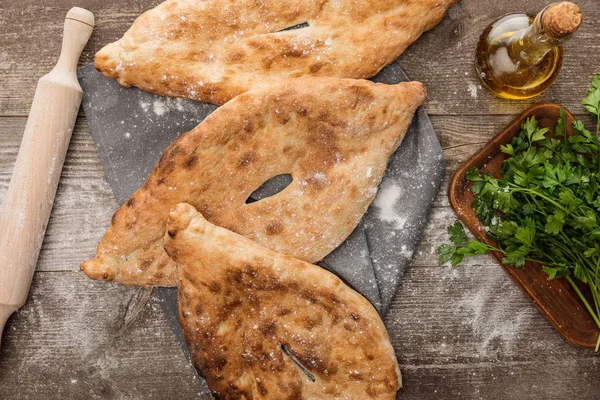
[80,77,426,286]
[165,203,401,399]
[95,0,457,105]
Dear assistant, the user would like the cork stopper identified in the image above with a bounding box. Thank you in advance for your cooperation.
[542,2,582,39]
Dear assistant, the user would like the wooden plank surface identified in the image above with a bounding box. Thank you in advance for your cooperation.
[1,0,599,399]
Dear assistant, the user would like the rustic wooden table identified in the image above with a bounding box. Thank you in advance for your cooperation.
[1,1,599,399]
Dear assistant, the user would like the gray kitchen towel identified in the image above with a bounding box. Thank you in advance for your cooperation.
[78,62,444,315]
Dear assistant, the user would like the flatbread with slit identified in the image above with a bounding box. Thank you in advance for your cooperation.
[165,203,401,399]
[81,77,426,286]
[95,0,457,105]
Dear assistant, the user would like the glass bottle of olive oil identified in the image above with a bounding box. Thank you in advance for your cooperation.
[475,2,581,99]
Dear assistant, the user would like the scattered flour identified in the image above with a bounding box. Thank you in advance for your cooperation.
[372,181,407,229]
[399,244,414,260]
[139,97,195,117]
[306,171,331,186]
[311,172,327,181]
[153,100,168,116]
[468,83,478,99]
[457,282,529,352]
[0,51,12,70]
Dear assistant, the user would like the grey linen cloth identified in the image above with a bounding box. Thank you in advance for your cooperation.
[78,61,444,316]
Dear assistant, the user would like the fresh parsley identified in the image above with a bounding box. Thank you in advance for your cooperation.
[439,73,600,351]
[583,73,600,136]
[436,221,492,266]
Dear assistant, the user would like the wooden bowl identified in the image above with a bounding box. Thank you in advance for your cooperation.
[449,103,599,349]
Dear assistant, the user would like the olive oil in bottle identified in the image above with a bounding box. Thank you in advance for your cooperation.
[475,2,582,99]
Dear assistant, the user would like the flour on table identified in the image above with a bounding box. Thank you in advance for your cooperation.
[456,272,530,353]
[468,83,479,99]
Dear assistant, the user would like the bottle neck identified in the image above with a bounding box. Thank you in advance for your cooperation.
[507,7,568,66]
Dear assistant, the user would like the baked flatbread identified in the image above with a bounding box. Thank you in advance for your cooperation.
[81,77,426,286]
[165,203,401,399]
[95,0,457,105]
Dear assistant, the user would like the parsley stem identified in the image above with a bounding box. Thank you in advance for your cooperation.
[507,185,568,213]
[565,275,600,351]
[595,259,600,315]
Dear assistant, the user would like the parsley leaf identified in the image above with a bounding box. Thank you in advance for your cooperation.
[437,244,461,266]
[545,210,566,234]
[554,108,567,137]
[455,241,490,257]
[583,73,600,135]
[447,221,468,245]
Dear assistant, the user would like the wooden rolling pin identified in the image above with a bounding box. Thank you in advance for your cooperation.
[0,8,94,347]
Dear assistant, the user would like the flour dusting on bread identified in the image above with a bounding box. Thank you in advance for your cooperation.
[95,0,457,105]
[165,203,401,399]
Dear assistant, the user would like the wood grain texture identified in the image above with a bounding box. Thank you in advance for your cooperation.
[0,0,599,398]
[0,272,211,399]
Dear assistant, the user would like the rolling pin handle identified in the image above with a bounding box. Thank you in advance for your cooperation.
[55,8,95,76]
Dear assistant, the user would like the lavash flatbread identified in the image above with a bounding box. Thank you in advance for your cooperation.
[95,0,457,105]
[165,203,401,399]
